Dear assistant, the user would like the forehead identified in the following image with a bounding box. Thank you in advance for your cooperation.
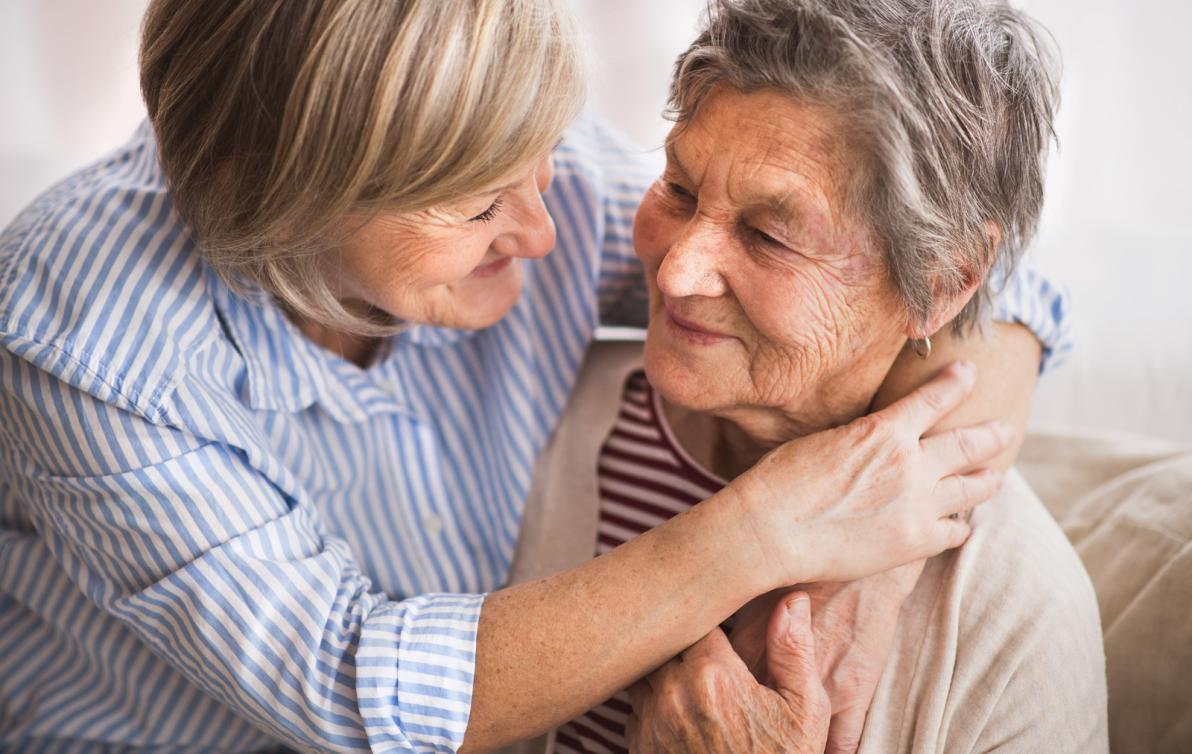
[669,87,853,218]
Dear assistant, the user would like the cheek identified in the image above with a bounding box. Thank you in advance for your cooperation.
[738,264,846,349]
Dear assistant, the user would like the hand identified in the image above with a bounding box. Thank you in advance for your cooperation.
[729,564,925,754]
[626,593,829,754]
[724,361,1009,588]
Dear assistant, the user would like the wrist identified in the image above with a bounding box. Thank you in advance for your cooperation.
[704,484,807,595]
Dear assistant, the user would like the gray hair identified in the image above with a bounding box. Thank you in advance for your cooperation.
[668,0,1060,332]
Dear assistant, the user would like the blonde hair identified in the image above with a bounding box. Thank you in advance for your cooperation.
[140,0,588,335]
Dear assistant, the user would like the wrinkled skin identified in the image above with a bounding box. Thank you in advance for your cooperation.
[289,151,557,364]
[626,84,996,752]
[729,564,925,754]
[626,595,830,754]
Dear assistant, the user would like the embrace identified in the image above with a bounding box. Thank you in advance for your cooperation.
[0,0,1106,752]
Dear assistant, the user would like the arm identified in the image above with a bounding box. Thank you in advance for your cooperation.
[0,344,1005,754]
[796,324,1044,753]
[656,273,1068,754]
[627,326,1037,754]
[872,321,1042,470]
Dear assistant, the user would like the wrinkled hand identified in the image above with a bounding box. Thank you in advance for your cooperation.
[726,362,1010,589]
[730,563,925,754]
[626,594,829,754]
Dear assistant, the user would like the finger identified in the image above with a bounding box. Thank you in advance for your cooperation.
[765,593,821,698]
[826,706,869,754]
[627,680,651,712]
[933,468,1005,518]
[644,655,683,691]
[923,516,974,557]
[875,361,977,437]
[679,627,744,670]
[921,420,1015,476]
[625,712,644,753]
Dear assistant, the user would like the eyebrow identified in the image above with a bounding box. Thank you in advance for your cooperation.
[665,141,819,230]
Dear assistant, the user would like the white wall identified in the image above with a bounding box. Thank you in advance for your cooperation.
[2,0,1189,440]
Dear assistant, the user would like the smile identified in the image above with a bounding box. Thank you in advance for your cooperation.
[665,309,735,345]
[469,257,513,279]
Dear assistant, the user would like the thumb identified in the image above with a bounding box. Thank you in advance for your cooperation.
[766,592,820,696]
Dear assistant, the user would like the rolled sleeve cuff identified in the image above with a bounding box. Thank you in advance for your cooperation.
[357,593,485,753]
[991,263,1074,374]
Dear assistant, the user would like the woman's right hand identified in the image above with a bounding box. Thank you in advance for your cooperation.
[724,361,1011,588]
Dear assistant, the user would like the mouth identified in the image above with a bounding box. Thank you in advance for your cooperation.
[665,308,735,345]
[469,257,513,279]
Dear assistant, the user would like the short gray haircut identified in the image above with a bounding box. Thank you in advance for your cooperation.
[669,0,1060,332]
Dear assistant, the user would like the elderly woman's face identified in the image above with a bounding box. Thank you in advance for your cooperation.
[330,151,557,330]
[635,87,913,436]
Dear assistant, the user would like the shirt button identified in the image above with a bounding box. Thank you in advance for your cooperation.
[423,513,443,537]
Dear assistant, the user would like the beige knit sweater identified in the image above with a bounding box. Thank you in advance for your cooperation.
[497,341,1108,754]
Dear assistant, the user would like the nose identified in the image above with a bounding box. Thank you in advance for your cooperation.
[516,193,556,259]
[490,154,557,260]
[656,219,729,299]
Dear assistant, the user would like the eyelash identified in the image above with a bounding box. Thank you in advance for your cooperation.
[665,181,694,200]
[752,228,782,246]
[666,182,785,248]
[469,197,504,223]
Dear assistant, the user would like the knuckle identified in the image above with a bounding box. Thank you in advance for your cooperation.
[958,475,979,507]
[887,439,914,470]
[977,470,1002,502]
[920,384,948,413]
[956,430,980,463]
[656,684,686,718]
[849,414,884,443]
[691,661,726,710]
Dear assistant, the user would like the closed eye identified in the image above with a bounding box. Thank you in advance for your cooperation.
[469,197,504,223]
[666,181,695,200]
[753,228,782,246]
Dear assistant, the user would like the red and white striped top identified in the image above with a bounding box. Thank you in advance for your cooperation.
[554,370,727,754]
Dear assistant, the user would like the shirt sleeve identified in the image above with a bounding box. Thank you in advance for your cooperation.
[989,261,1073,374]
[0,342,483,753]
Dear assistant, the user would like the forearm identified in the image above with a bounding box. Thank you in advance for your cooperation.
[872,322,1041,470]
[463,488,769,751]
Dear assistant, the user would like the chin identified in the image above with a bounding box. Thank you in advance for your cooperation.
[456,281,523,330]
[643,331,735,413]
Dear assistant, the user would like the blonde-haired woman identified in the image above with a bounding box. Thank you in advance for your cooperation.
[0,0,1067,752]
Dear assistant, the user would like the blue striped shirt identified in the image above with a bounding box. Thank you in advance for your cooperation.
[0,115,1070,753]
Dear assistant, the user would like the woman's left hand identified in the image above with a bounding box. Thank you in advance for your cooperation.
[625,594,829,754]
[729,563,924,754]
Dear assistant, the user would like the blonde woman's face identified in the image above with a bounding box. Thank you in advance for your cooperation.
[330,151,557,331]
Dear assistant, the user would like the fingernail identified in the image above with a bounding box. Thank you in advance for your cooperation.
[788,595,811,631]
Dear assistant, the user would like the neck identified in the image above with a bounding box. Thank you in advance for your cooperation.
[283,305,382,369]
[660,399,801,480]
[659,393,875,481]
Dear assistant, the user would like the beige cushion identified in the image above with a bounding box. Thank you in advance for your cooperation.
[1020,430,1192,753]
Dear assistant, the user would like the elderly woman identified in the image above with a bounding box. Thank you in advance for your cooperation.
[0,0,1070,752]
[517,1,1106,753]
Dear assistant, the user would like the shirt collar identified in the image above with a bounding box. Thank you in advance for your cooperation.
[208,269,430,423]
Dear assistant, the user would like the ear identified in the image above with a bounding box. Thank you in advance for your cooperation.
[904,222,1001,339]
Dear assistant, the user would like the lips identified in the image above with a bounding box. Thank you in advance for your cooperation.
[665,308,734,342]
[469,257,512,279]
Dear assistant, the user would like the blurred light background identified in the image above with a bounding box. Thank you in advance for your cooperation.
[2,0,1189,441]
